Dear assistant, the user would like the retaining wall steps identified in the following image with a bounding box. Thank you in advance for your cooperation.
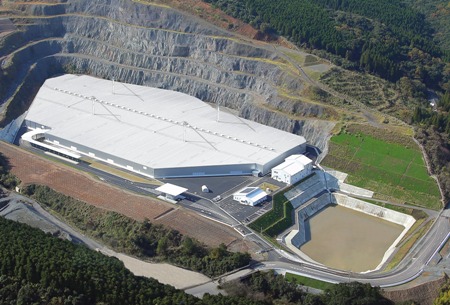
[284,192,416,272]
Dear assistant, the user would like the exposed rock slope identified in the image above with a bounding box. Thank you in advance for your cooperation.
[0,0,335,149]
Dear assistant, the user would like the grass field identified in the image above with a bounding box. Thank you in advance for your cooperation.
[285,273,334,290]
[322,128,441,210]
[258,182,280,193]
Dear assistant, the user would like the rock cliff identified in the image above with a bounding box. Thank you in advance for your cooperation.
[0,0,335,149]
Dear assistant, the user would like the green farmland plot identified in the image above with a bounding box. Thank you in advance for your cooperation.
[406,163,431,181]
[322,130,441,210]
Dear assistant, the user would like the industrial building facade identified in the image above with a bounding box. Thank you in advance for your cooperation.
[22,75,307,178]
[271,155,313,184]
[233,187,267,206]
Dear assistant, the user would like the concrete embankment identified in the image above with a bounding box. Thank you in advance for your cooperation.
[332,193,415,228]
[284,192,333,263]
[284,191,415,271]
[332,193,415,270]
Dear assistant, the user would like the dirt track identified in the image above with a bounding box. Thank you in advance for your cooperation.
[0,142,244,247]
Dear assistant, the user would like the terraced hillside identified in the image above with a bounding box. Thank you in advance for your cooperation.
[0,0,340,150]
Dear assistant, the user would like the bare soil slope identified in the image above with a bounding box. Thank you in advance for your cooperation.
[383,275,447,305]
[0,142,244,247]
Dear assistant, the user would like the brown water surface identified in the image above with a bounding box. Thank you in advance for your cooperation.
[299,205,404,272]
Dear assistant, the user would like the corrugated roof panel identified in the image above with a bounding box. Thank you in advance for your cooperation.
[25,74,306,170]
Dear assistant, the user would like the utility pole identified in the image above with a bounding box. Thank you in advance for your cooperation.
[217,100,220,122]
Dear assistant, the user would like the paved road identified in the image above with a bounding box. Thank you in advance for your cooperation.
[1,192,105,251]
[19,145,450,289]
[24,145,241,226]
[190,211,449,291]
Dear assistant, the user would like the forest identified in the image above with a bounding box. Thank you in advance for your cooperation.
[203,0,450,204]
[0,149,447,303]
[412,92,450,201]
[203,0,449,91]
[0,214,400,305]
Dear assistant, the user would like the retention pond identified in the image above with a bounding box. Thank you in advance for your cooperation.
[299,204,404,272]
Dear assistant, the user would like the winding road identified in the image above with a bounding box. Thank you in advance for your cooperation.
[2,2,449,292]
[24,144,450,290]
[186,210,449,297]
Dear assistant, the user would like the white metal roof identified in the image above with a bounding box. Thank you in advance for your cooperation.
[278,162,305,176]
[247,188,267,202]
[286,154,312,165]
[234,187,266,198]
[22,129,81,159]
[25,75,306,170]
[155,183,188,196]
[272,154,312,175]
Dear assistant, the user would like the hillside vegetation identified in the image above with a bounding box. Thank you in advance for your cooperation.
[322,124,441,209]
[22,184,251,277]
[223,271,393,305]
[0,215,401,305]
[203,0,449,91]
[0,215,277,305]
[402,0,450,51]
[200,0,450,204]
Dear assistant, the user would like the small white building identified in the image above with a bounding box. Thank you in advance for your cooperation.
[233,187,267,206]
[271,155,313,185]
[156,183,188,203]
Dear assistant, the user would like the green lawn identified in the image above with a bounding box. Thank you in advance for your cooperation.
[322,131,441,210]
[285,273,334,290]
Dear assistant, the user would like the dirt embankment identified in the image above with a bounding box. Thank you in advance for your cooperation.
[383,275,447,305]
[0,142,245,247]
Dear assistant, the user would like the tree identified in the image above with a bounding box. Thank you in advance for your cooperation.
[156,236,169,256]
[322,282,392,305]
[182,237,195,255]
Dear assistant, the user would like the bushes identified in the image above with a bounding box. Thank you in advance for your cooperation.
[248,176,315,237]
[0,152,20,189]
[23,184,251,277]
[0,217,203,305]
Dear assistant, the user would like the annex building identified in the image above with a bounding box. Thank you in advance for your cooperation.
[233,187,267,206]
[22,74,307,178]
[271,154,313,184]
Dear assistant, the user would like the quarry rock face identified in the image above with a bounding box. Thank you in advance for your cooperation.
[0,0,334,150]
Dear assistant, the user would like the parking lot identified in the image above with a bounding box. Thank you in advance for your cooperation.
[165,174,286,224]
[163,175,258,200]
[218,197,273,223]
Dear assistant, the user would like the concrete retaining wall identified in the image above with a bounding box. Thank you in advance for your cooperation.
[332,193,415,270]
[283,191,416,272]
[284,173,326,209]
[324,170,374,198]
[332,193,415,228]
[285,193,333,249]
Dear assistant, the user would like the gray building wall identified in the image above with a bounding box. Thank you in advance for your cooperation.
[24,119,306,178]
[24,119,52,131]
[154,163,256,178]
[44,133,157,177]
[261,143,306,174]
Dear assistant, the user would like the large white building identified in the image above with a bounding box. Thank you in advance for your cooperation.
[233,187,267,206]
[271,155,313,184]
[22,74,307,178]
